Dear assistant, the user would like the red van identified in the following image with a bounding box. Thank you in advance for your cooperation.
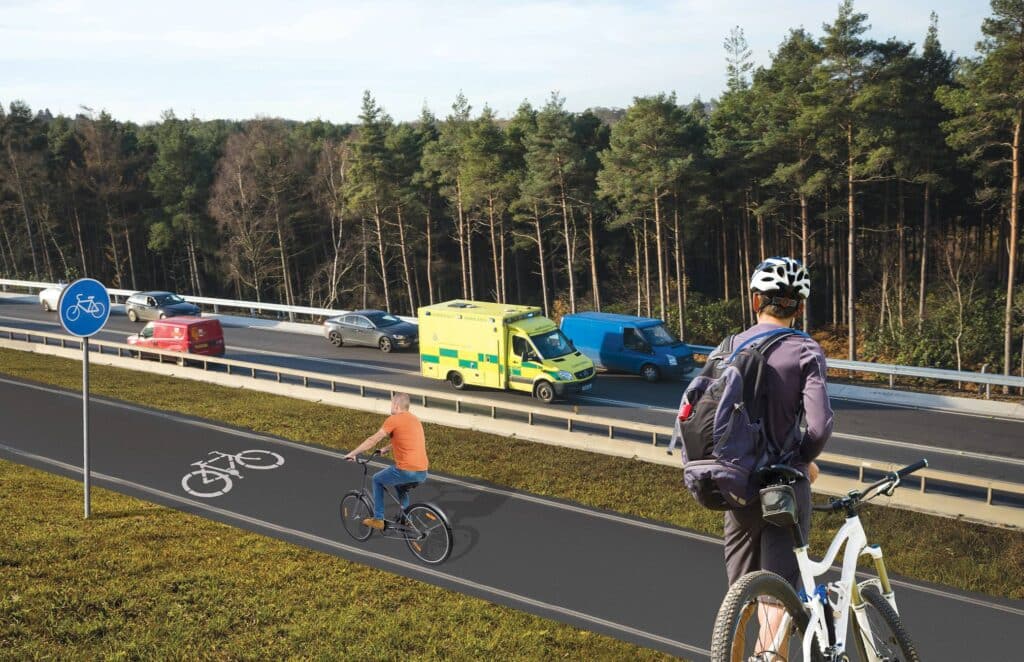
[127,317,225,358]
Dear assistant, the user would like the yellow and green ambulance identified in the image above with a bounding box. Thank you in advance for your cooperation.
[418,300,596,403]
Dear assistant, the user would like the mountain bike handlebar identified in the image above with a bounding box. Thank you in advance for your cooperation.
[813,458,928,513]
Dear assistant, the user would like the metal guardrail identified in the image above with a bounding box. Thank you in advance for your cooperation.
[2,324,1022,516]
[5,277,1024,395]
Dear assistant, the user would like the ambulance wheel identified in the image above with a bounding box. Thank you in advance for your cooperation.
[641,364,660,382]
[448,371,466,390]
[534,380,555,404]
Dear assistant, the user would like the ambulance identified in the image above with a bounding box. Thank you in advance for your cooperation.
[418,300,596,403]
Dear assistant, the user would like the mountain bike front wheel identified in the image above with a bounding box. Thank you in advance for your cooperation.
[404,503,452,565]
[711,570,824,662]
[851,584,920,661]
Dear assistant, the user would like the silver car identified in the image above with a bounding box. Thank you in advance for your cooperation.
[125,291,201,322]
[323,310,418,353]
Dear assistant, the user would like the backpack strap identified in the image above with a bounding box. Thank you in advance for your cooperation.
[727,328,808,363]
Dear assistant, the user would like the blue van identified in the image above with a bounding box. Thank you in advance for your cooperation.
[560,312,695,382]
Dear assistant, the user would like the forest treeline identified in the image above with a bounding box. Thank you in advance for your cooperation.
[3,0,1024,377]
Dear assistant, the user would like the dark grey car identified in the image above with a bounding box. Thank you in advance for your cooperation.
[126,291,201,322]
[323,310,418,353]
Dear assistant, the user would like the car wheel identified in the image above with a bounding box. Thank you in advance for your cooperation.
[379,337,393,353]
[448,371,466,390]
[329,331,344,347]
[159,313,167,320]
[534,380,556,404]
[41,300,50,312]
[128,309,138,322]
[641,364,660,382]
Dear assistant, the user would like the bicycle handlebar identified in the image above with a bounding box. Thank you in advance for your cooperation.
[354,449,382,465]
[813,459,928,514]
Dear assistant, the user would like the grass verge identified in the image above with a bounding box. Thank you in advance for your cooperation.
[1,347,1022,656]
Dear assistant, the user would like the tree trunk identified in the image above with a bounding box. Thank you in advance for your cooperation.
[674,203,686,339]
[634,228,642,316]
[373,202,391,312]
[455,179,468,298]
[642,216,652,317]
[533,204,550,317]
[361,218,369,309]
[847,125,857,361]
[742,207,752,324]
[123,220,137,290]
[897,180,905,330]
[425,204,435,305]
[1004,118,1021,382]
[396,205,415,314]
[653,192,666,321]
[918,182,930,328]
[487,196,501,302]
[273,197,295,315]
[800,192,809,330]
[70,191,88,277]
[499,214,508,304]
[721,210,730,302]
[586,208,601,310]
[559,185,576,312]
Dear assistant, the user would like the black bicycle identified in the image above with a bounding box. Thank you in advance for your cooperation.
[340,451,453,565]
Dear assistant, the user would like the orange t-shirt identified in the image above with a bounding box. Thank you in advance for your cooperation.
[382,411,428,471]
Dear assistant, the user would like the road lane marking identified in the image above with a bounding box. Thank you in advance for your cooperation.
[0,442,713,658]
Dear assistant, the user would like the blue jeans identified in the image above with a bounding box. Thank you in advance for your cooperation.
[372,466,428,519]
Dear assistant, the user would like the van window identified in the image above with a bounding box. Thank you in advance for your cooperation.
[641,323,679,346]
[624,328,648,352]
[512,336,528,358]
[140,324,154,339]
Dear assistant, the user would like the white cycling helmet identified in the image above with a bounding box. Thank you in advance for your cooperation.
[750,257,811,300]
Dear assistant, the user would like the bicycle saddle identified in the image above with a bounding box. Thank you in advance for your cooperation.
[755,464,804,486]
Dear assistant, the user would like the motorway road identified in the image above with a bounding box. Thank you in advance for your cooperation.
[0,376,1020,659]
[1,295,1023,485]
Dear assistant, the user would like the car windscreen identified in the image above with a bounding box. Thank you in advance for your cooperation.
[156,294,186,305]
[367,313,401,328]
[641,324,679,346]
[530,330,574,360]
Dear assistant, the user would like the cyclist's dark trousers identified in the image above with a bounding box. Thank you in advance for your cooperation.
[723,478,811,590]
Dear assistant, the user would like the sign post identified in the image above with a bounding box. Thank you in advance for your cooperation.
[57,278,111,518]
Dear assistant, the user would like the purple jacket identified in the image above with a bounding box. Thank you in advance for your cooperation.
[729,323,834,466]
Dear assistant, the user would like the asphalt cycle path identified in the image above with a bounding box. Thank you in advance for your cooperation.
[1,376,1020,659]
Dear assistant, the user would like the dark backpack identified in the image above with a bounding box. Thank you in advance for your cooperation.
[672,328,807,510]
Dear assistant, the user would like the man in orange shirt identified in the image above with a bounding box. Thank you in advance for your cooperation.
[344,392,429,530]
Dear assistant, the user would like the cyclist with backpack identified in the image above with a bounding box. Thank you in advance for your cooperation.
[674,257,832,591]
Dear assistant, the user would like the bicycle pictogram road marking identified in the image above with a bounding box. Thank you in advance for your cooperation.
[181,449,284,498]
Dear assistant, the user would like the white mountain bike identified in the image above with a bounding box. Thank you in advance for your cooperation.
[711,459,927,661]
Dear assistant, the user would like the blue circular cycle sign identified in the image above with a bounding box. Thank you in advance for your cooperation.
[58,278,111,337]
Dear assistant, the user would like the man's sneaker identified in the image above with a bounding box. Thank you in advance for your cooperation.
[362,518,386,530]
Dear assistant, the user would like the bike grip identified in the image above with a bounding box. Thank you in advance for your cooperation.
[896,459,928,479]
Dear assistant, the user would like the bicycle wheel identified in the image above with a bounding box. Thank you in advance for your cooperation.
[234,449,285,470]
[850,584,920,661]
[340,492,374,542]
[711,570,822,662]
[404,504,452,565]
[181,470,232,498]
[65,305,80,322]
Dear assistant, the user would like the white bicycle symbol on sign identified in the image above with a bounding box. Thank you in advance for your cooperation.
[181,450,285,498]
[64,293,107,322]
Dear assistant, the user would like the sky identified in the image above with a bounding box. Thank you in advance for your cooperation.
[0,0,993,125]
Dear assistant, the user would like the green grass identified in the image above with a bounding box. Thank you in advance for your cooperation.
[1,347,1022,658]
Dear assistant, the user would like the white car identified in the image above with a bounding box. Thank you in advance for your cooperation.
[38,284,66,312]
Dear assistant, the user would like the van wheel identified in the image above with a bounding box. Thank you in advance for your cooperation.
[534,380,555,404]
[641,364,660,382]
[448,372,466,390]
[329,331,344,347]
[128,309,138,322]
[379,337,393,353]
